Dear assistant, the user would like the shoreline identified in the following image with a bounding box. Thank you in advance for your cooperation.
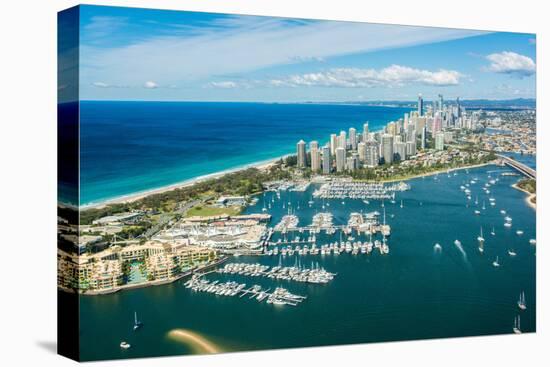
[81,156,287,209]
[82,160,496,210]
[376,162,494,184]
[511,183,536,210]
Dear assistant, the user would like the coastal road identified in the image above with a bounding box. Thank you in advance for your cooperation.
[141,199,202,239]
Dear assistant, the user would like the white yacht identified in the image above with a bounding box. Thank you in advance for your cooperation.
[492,256,500,267]
[518,292,527,310]
[508,249,517,257]
[133,311,142,331]
[513,315,522,334]
[120,341,131,349]
[516,230,524,236]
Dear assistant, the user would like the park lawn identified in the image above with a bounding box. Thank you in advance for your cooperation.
[185,205,242,218]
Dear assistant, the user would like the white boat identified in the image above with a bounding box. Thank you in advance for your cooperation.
[518,292,527,310]
[491,227,496,236]
[454,239,461,246]
[516,230,524,236]
[508,249,517,257]
[529,239,536,245]
[500,209,506,215]
[504,222,512,228]
[120,341,131,349]
[477,227,485,243]
[513,315,522,334]
[492,256,500,267]
[133,311,142,331]
[434,243,442,251]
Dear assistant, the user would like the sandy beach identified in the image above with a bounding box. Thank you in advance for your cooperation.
[167,329,221,354]
[511,183,536,210]
[82,156,285,209]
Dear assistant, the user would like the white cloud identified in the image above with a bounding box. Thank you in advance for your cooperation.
[83,16,128,41]
[209,81,238,89]
[81,17,486,88]
[144,81,159,89]
[268,65,463,88]
[92,81,110,88]
[486,51,535,77]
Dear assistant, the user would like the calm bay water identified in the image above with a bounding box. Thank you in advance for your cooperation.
[79,161,536,361]
[79,101,408,205]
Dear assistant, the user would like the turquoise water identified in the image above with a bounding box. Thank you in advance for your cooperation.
[79,161,536,361]
[78,102,408,205]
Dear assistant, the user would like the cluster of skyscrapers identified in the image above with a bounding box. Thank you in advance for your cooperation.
[296,94,478,174]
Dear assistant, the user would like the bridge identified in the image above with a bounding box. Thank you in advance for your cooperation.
[497,154,536,179]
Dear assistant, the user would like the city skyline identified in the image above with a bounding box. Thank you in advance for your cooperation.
[66,5,536,103]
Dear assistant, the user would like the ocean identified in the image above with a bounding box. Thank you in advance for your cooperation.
[78,161,536,360]
[78,101,409,205]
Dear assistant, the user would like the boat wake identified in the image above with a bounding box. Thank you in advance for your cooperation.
[453,241,468,262]
[167,329,221,354]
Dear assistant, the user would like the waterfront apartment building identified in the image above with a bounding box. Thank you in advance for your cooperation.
[338,131,347,150]
[311,141,321,172]
[336,147,346,172]
[394,142,407,162]
[57,242,217,293]
[406,141,417,157]
[365,141,380,167]
[435,132,445,150]
[322,145,331,174]
[297,139,307,168]
[349,127,357,150]
[381,134,394,164]
[357,141,367,162]
[330,134,337,156]
[363,122,369,142]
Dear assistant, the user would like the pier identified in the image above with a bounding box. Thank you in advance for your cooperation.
[217,262,336,284]
[184,276,307,306]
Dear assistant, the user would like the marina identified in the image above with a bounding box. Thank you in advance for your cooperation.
[217,262,336,284]
[78,159,536,361]
[313,181,410,200]
[184,275,307,306]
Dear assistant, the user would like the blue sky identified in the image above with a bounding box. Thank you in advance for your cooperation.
[71,5,536,102]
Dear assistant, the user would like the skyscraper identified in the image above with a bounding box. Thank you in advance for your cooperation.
[339,131,347,150]
[435,132,445,150]
[393,142,407,162]
[438,94,444,112]
[432,112,442,133]
[310,141,320,172]
[330,134,337,156]
[297,139,307,168]
[363,122,369,142]
[406,141,417,157]
[322,145,331,174]
[421,126,427,150]
[357,141,367,162]
[381,134,394,164]
[349,127,357,150]
[365,141,379,167]
[336,147,346,172]
[418,93,424,116]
